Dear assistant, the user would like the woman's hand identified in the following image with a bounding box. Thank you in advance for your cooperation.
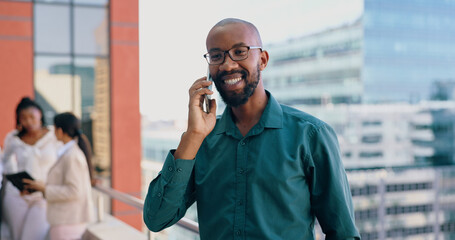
[22,179,46,194]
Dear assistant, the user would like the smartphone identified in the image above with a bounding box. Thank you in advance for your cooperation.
[203,66,213,113]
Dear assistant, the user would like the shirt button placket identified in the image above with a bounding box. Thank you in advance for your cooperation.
[234,139,247,239]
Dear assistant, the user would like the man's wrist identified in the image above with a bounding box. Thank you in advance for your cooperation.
[182,130,206,143]
[174,131,205,160]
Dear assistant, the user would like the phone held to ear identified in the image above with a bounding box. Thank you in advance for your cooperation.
[203,66,212,113]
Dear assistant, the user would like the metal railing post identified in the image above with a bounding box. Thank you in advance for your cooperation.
[97,192,104,222]
[92,184,199,235]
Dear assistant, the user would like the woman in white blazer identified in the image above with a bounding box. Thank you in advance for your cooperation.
[24,112,94,240]
[2,97,60,240]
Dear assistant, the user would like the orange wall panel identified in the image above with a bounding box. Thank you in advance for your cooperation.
[110,0,141,230]
[0,20,32,36]
[111,25,138,42]
[0,1,32,16]
[110,43,141,229]
[110,0,138,23]
[0,2,33,147]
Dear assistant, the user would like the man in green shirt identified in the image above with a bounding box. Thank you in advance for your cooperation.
[143,18,360,240]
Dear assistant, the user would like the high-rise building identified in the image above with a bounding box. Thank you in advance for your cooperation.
[348,166,455,240]
[263,0,455,105]
[0,0,141,229]
[363,0,455,103]
[297,101,455,168]
[263,19,363,105]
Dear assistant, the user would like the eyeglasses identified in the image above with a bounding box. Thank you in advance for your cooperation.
[203,46,262,65]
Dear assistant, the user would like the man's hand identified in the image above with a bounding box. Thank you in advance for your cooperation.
[187,77,217,137]
[174,77,217,160]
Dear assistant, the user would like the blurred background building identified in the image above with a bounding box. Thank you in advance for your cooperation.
[0,0,141,230]
[264,0,455,105]
[349,166,455,240]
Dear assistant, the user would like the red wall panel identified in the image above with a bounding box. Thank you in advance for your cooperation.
[111,25,138,42]
[110,0,142,230]
[110,0,138,23]
[0,2,33,147]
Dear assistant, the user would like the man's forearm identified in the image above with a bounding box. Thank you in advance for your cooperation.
[143,151,196,232]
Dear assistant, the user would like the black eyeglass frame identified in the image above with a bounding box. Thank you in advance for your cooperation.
[203,46,262,65]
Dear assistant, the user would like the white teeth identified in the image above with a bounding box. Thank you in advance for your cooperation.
[224,77,242,85]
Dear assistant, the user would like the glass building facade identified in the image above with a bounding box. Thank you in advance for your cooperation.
[264,0,455,105]
[33,0,111,175]
[263,20,363,106]
[348,166,455,240]
[363,0,455,103]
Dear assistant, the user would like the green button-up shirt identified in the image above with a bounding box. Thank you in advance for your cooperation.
[144,92,360,240]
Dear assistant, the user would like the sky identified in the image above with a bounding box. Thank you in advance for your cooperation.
[139,0,363,121]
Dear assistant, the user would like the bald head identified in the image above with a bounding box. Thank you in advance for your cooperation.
[207,18,263,47]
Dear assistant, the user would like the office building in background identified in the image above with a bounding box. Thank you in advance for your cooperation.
[0,0,141,229]
[263,0,455,105]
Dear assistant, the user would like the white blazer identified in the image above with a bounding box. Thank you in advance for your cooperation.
[45,142,94,226]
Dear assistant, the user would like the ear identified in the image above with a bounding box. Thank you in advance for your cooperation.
[259,50,269,71]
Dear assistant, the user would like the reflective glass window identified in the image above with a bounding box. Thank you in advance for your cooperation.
[34,4,70,54]
[35,0,70,3]
[74,0,108,6]
[74,57,110,173]
[34,56,76,124]
[74,6,109,55]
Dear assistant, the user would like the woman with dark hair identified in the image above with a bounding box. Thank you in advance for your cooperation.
[24,112,94,240]
[2,97,60,240]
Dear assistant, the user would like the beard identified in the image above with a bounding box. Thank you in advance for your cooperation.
[214,64,261,107]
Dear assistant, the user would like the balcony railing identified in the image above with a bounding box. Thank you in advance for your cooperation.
[92,184,199,240]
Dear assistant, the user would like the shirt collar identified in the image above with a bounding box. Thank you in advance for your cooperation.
[213,90,283,135]
[57,140,76,158]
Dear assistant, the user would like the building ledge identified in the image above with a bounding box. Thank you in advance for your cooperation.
[83,215,146,240]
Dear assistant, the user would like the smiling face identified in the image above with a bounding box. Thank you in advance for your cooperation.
[206,22,268,107]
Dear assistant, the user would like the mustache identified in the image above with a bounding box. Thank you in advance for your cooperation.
[215,69,248,81]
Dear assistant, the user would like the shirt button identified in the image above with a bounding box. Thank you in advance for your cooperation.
[238,200,243,206]
[239,169,244,174]
[157,192,162,197]
[236,230,241,236]
[240,141,245,146]
[177,168,182,172]
[168,166,173,172]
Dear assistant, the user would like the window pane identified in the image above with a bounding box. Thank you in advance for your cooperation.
[74,6,108,55]
[34,56,78,125]
[34,4,70,54]
[74,57,111,175]
[74,0,108,6]
[35,0,70,3]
